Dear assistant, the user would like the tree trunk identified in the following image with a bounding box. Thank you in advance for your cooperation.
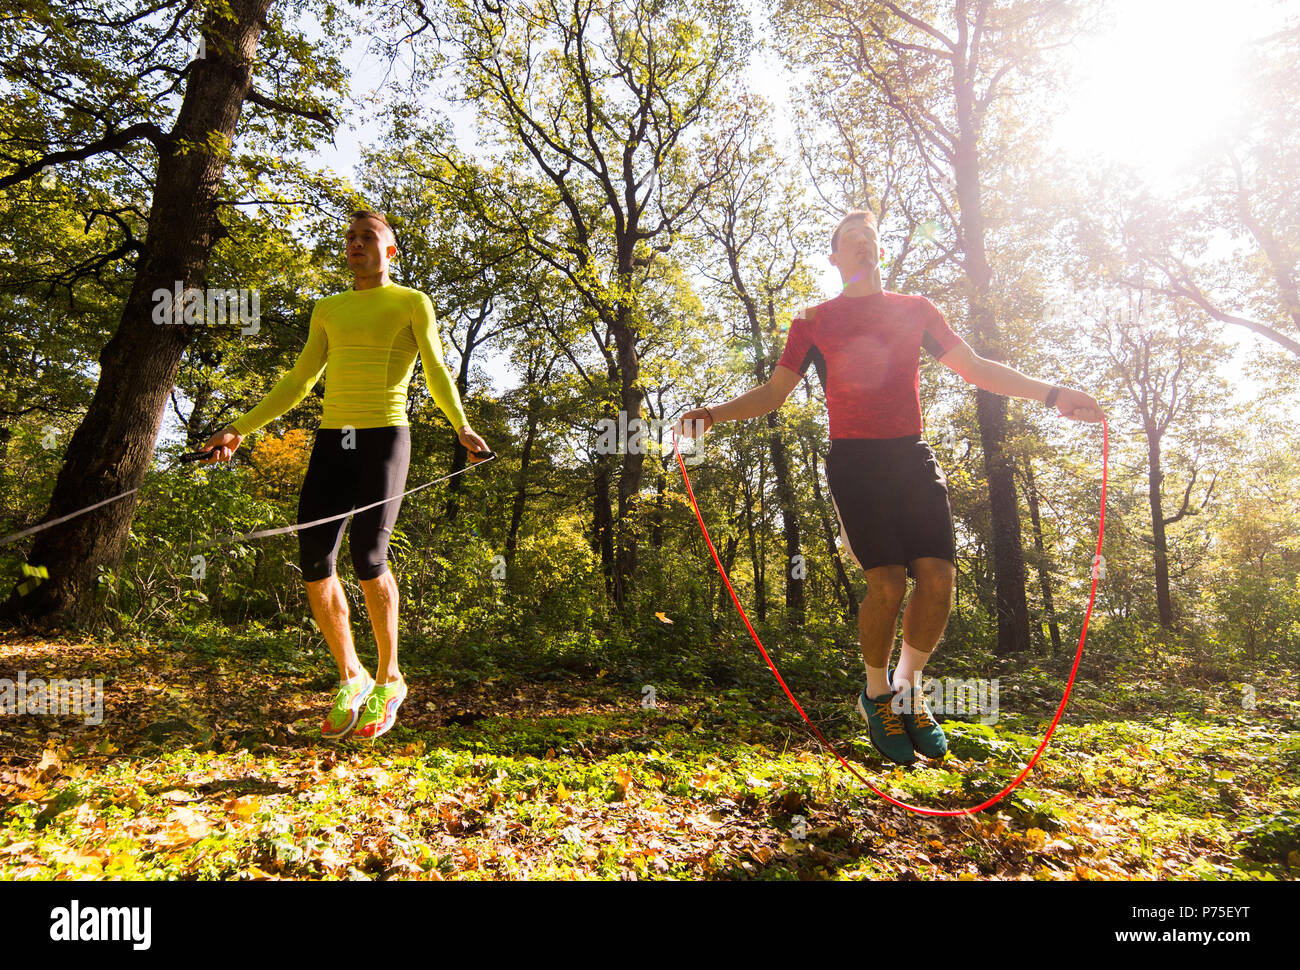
[1023,458,1061,655]
[953,86,1032,656]
[1145,424,1177,628]
[444,335,474,523]
[718,534,739,615]
[650,464,665,549]
[2,0,274,625]
[505,395,540,561]
[714,488,742,614]
[593,463,615,600]
[768,415,804,625]
[612,303,644,611]
[183,384,213,448]
[809,436,858,619]
[743,476,766,622]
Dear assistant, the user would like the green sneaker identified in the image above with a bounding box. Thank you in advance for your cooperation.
[321,671,374,740]
[856,688,917,765]
[892,682,948,758]
[353,677,407,740]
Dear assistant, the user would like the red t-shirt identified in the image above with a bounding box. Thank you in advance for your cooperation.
[776,290,964,439]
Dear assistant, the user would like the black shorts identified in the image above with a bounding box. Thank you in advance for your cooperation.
[825,435,956,574]
[297,426,411,582]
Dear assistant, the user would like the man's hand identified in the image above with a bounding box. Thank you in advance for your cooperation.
[458,426,492,462]
[201,427,244,463]
[675,408,714,439]
[1054,388,1106,423]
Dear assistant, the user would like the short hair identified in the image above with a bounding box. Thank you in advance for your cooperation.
[349,209,396,247]
[831,209,878,253]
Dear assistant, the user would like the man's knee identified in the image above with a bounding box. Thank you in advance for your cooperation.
[356,563,393,587]
[304,573,336,593]
[301,552,337,583]
[864,567,907,609]
[911,558,955,604]
[351,525,393,581]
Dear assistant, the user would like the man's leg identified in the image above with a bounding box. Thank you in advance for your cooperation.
[855,563,917,763]
[349,427,410,740]
[350,426,408,687]
[892,556,955,757]
[354,567,404,739]
[897,556,956,681]
[305,574,365,681]
[359,568,399,684]
[861,565,907,695]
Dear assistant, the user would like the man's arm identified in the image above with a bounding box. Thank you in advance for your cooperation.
[227,306,328,438]
[202,306,329,460]
[410,291,492,460]
[409,291,471,432]
[938,342,1106,422]
[676,364,802,437]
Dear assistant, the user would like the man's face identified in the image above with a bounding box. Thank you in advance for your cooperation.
[346,217,396,274]
[830,215,882,277]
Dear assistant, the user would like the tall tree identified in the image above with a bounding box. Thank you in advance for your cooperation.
[1099,290,1226,629]
[696,97,818,625]
[430,0,751,609]
[779,0,1091,653]
[0,0,345,623]
[362,137,539,522]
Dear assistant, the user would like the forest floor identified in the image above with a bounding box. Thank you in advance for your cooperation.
[2,626,1298,881]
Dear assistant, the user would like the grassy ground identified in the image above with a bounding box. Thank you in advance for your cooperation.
[2,626,1297,880]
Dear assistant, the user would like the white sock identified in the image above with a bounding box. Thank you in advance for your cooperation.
[340,671,368,686]
[893,641,931,693]
[865,662,892,698]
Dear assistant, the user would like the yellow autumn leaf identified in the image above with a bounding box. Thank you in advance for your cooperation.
[363,768,391,787]
[167,806,212,840]
[49,844,107,868]
[225,795,259,818]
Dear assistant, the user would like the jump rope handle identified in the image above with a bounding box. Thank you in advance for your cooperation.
[471,448,496,460]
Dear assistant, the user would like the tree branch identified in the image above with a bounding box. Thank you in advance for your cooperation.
[246,89,335,126]
[0,123,168,189]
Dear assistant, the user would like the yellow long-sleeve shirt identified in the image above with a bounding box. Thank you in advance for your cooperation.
[229,282,469,437]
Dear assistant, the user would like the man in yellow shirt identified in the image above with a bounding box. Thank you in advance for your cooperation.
[203,211,490,740]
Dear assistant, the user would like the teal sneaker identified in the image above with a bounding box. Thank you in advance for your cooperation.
[321,671,374,740]
[892,683,948,758]
[856,688,917,765]
[353,677,407,740]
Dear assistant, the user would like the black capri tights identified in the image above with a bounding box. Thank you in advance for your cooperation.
[297,425,411,583]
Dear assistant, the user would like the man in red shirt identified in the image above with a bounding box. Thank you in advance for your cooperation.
[676,209,1104,765]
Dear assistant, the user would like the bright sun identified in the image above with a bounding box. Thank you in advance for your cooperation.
[1052,0,1287,190]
